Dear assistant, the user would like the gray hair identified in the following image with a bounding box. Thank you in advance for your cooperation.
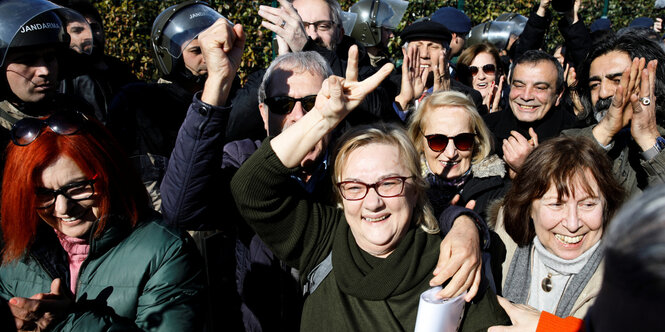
[603,184,665,283]
[287,0,342,25]
[258,51,333,103]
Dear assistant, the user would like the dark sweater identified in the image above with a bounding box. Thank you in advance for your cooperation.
[231,142,509,331]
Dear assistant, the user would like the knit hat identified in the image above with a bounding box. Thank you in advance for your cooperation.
[430,7,471,35]
[399,19,452,45]
[590,18,611,33]
[630,16,654,28]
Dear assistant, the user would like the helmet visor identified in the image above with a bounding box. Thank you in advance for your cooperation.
[0,0,63,67]
[375,0,408,30]
[161,4,225,60]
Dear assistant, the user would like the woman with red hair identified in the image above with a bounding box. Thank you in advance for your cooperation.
[0,111,204,331]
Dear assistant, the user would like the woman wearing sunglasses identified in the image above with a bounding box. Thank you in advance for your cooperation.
[0,112,204,331]
[408,91,510,222]
[457,43,508,113]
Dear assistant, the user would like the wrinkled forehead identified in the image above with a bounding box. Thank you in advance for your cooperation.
[292,0,333,22]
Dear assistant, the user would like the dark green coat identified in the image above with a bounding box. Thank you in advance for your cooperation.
[0,217,204,331]
[231,142,509,331]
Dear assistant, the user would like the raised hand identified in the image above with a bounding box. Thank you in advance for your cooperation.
[432,49,450,92]
[199,19,246,106]
[258,0,308,53]
[395,43,427,111]
[485,75,505,113]
[630,59,660,151]
[593,57,646,146]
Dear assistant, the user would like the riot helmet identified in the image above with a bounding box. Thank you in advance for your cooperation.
[348,0,408,48]
[495,13,527,37]
[151,1,227,77]
[0,0,73,68]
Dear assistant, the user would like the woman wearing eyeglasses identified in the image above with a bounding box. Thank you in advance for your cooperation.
[0,112,204,331]
[231,50,510,330]
[457,43,508,113]
[408,91,510,222]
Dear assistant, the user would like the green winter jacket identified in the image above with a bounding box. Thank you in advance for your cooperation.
[0,216,205,331]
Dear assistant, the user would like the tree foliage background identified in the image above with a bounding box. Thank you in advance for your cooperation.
[93,0,665,83]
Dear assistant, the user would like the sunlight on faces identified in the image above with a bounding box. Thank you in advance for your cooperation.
[292,0,340,51]
[340,143,417,258]
[36,156,99,239]
[421,106,473,180]
[588,51,632,107]
[530,170,604,261]
[470,52,497,98]
[411,39,444,70]
[259,69,326,169]
[509,61,562,122]
[181,38,207,76]
[5,48,58,103]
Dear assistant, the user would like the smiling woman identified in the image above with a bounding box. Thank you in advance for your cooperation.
[493,136,625,319]
[0,112,204,331]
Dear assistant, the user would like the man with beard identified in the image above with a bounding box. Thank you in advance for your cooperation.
[55,1,138,124]
[563,32,665,194]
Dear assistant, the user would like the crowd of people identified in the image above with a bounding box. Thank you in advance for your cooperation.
[0,0,664,331]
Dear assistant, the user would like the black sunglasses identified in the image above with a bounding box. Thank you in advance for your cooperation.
[424,133,476,152]
[469,64,496,77]
[264,95,317,115]
[11,111,88,146]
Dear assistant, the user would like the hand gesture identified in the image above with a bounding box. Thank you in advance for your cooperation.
[655,18,663,33]
[487,296,542,332]
[315,45,394,124]
[9,279,72,331]
[537,0,551,17]
[430,214,481,302]
[258,0,308,53]
[432,49,450,92]
[593,57,646,146]
[485,75,504,113]
[503,128,538,177]
[199,19,246,106]
[630,59,660,151]
[395,44,427,110]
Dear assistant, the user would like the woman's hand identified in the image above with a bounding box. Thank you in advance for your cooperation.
[484,75,504,113]
[430,212,481,303]
[487,296,541,332]
[9,279,72,331]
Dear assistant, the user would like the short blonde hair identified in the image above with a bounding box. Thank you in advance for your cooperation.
[332,123,439,234]
[408,90,493,164]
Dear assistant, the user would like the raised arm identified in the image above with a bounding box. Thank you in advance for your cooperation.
[270,45,394,166]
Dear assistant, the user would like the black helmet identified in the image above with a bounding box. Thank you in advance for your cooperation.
[151,1,226,76]
[348,0,408,48]
[0,0,73,67]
